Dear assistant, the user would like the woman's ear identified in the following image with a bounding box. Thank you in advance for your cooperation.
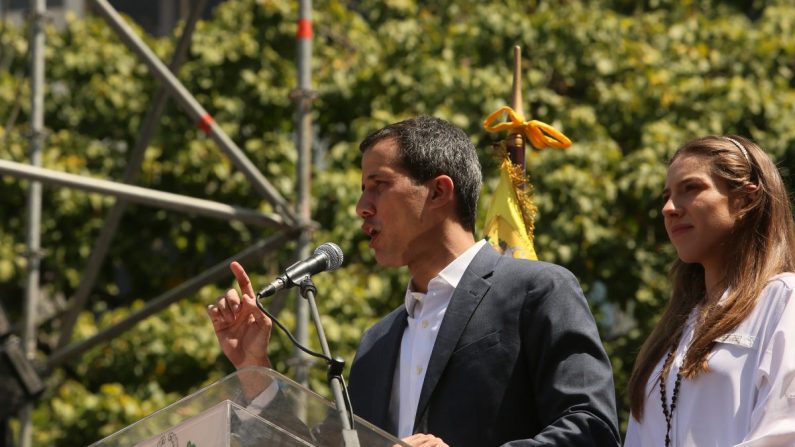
[743,183,759,205]
[734,183,759,210]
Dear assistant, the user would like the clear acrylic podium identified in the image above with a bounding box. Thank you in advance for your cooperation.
[89,366,408,446]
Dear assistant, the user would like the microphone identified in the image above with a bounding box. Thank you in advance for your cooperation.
[256,242,344,298]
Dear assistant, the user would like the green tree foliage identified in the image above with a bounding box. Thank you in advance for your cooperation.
[2,0,795,444]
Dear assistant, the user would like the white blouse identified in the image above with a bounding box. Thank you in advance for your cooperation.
[625,273,795,447]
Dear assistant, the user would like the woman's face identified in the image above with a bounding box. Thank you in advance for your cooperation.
[662,154,743,273]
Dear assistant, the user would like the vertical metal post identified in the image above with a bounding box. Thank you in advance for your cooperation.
[293,0,314,398]
[19,0,46,445]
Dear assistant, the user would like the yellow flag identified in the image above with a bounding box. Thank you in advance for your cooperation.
[483,154,538,260]
[482,106,571,260]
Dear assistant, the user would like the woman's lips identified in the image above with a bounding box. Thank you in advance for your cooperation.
[668,223,693,236]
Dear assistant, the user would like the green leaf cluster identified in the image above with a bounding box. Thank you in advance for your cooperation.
[2,0,795,443]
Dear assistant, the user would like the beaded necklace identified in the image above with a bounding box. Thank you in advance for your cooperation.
[659,297,721,446]
[659,348,683,447]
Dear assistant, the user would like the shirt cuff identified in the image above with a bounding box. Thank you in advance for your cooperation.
[245,380,280,413]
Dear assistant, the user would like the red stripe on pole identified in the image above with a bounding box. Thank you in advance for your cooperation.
[197,113,214,135]
[297,19,312,39]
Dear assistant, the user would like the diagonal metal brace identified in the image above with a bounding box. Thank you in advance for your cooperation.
[90,0,298,226]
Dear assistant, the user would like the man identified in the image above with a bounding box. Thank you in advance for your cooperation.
[208,116,620,446]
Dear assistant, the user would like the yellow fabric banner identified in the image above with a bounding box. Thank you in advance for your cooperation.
[482,106,571,260]
[483,153,538,260]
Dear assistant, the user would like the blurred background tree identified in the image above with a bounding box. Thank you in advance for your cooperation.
[2,0,795,444]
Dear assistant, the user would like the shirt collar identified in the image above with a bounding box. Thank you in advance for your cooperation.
[403,239,487,315]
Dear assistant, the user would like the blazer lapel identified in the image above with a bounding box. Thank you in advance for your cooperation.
[413,245,498,428]
[352,307,407,430]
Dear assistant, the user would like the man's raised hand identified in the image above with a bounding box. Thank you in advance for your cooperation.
[207,261,272,369]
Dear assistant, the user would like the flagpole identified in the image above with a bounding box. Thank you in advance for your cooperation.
[482,45,571,261]
[506,45,526,173]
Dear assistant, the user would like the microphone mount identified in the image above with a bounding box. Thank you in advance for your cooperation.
[252,243,359,445]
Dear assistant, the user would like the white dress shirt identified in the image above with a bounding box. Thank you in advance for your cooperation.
[625,273,795,447]
[388,240,486,438]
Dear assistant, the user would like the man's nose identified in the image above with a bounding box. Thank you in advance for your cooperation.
[356,194,373,218]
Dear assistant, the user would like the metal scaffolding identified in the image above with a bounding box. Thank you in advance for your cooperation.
[18,1,46,446]
[0,0,315,444]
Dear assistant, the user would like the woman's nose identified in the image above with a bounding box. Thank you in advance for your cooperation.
[661,197,679,217]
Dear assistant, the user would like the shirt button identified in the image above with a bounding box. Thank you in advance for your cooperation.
[416,366,423,375]
[421,320,429,329]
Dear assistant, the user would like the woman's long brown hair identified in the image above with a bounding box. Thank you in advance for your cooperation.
[628,135,795,420]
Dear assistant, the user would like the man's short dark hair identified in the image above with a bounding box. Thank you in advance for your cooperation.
[359,116,482,232]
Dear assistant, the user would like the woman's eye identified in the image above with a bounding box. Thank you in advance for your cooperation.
[684,184,702,194]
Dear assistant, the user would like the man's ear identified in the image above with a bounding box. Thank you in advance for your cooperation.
[427,175,455,208]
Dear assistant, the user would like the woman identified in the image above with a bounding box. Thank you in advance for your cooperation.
[625,135,795,446]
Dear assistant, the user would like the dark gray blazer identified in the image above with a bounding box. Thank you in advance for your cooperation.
[347,244,620,446]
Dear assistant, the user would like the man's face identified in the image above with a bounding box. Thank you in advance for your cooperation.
[355,139,433,267]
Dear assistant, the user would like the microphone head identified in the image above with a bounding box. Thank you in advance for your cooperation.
[315,242,344,271]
